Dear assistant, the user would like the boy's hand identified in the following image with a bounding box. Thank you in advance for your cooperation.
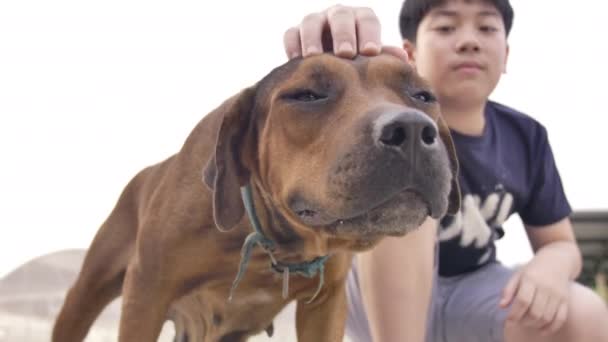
[283,5,381,59]
[500,254,570,335]
[283,4,409,63]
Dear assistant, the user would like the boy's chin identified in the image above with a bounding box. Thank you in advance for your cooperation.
[442,83,495,107]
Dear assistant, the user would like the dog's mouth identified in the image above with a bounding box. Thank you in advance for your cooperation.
[294,189,431,237]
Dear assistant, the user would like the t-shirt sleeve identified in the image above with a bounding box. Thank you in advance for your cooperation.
[519,125,572,226]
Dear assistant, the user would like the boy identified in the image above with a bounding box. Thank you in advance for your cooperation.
[283,1,608,341]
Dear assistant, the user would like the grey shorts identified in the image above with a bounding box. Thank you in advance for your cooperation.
[345,257,514,342]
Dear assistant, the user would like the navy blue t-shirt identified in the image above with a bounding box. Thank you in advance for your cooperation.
[438,101,572,277]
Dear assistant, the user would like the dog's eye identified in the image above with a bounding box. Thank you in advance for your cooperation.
[285,90,327,102]
[411,90,437,104]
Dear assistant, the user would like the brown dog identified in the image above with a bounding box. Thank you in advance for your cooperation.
[52,53,460,342]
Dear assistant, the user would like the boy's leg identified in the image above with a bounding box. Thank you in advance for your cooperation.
[504,282,608,342]
[442,262,608,342]
[440,262,513,342]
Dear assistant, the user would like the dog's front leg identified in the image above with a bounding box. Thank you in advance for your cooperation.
[118,258,176,342]
[295,282,348,342]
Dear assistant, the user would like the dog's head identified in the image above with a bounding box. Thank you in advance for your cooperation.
[203,54,460,247]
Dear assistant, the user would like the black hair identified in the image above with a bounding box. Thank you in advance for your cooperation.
[399,0,514,42]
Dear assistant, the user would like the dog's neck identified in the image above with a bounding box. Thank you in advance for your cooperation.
[246,181,329,262]
[229,182,330,302]
[249,181,383,254]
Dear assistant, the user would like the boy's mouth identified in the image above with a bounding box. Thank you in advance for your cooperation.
[453,61,484,71]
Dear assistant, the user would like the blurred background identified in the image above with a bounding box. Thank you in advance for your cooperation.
[0,0,606,340]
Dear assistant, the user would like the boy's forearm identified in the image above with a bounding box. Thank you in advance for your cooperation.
[533,240,582,281]
[357,218,437,342]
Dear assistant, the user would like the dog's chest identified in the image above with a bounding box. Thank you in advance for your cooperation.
[229,288,275,307]
[172,286,287,340]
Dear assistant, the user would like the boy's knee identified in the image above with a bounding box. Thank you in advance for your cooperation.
[505,283,607,342]
[567,283,608,339]
[572,283,606,317]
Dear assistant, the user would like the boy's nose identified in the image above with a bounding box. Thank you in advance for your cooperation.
[456,30,481,53]
[458,40,480,53]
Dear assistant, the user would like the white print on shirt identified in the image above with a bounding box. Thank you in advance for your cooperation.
[439,188,514,264]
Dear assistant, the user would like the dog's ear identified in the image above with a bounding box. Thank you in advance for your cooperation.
[437,115,461,215]
[203,86,257,232]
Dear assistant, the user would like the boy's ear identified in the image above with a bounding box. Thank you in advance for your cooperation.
[503,44,510,73]
[402,39,417,65]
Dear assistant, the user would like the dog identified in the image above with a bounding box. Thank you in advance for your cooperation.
[52,53,460,342]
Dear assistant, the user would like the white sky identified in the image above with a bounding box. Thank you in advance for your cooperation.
[1,0,607,277]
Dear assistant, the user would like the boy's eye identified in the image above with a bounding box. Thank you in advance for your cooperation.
[436,26,455,33]
[480,25,498,33]
[411,90,437,104]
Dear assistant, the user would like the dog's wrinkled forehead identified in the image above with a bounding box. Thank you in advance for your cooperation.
[254,56,339,104]
[254,54,432,113]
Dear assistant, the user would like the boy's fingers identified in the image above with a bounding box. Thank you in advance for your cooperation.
[299,12,327,57]
[355,7,382,55]
[286,5,383,60]
[284,27,302,59]
[524,290,548,328]
[381,45,410,64]
[547,302,568,334]
[326,5,357,58]
[540,298,560,333]
[507,280,535,322]
[500,271,521,308]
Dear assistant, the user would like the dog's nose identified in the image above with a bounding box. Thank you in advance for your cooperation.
[375,111,438,150]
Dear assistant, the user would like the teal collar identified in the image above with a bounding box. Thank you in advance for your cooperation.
[228,184,330,304]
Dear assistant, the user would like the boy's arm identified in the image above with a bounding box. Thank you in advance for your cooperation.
[500,217,582,334]
[526,217,582,280]
[358,217,437,342]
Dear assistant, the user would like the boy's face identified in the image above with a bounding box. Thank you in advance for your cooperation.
[404,0,509,108]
